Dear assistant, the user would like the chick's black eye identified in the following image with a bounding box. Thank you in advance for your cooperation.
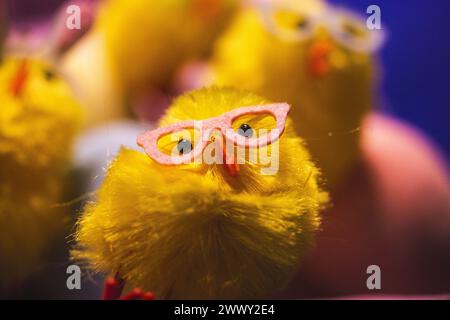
[43,69,55,81]
[237,123,253,138]
[177,138,192,155]
[342,21,365,39]
[297,18,310,30]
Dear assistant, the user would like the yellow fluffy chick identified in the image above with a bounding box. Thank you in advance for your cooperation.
[61,0,238,127]
[210,0,384,189]
[73,87,328,299]
[98,0,237,92]
[0,57,82,291]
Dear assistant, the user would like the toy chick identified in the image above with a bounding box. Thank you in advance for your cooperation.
[192,0,385,189]
[0,57,82,292]
[72,87,328,299]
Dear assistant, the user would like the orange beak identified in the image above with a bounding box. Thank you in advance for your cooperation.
[222,144,239,177]
[9,59,29,97]
[308,40,333,77]
[215,137,239,177]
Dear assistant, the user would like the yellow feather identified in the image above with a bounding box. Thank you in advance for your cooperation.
[73,87,328,299]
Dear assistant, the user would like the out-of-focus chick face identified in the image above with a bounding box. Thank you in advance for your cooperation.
[212,0,384,188]
[98,0,238,93]
[0,57,82,168]
[74,87,328,299]
[214,0,383,129]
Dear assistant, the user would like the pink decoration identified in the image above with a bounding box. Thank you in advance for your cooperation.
[137,103,290,165]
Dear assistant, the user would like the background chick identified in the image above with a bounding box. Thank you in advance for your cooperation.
[73,87,328,299]
[61,0,238,126]
[204,0,384,189]
[0,57,82,292]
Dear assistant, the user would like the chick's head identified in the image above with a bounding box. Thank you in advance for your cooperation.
[73,87,328,299]
[214,0,382,125]
[0,57,82,169]
[212,0,384,187]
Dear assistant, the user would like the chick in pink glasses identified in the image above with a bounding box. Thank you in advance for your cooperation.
[72,87,328,299]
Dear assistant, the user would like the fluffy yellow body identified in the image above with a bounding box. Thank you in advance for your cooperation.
[73,87,328,299]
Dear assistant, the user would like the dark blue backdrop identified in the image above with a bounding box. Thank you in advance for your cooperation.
[330,0,450,156]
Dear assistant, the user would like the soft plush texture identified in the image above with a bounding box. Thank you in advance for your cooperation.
[0,57,82,291]
[73,87,328,299]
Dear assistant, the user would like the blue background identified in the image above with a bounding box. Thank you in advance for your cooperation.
[330,0,449,156]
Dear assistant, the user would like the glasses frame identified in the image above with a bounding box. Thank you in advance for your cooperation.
[137,103,290,165]
[260,2,386,53]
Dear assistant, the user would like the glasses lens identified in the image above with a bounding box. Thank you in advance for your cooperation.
[331,11,384,52]
[156,127,202,157]
[231,112,277,139]
[266,8,314,42]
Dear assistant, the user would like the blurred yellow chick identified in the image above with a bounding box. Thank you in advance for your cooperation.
[73,87,328,299]
[209,0,385,189]
[0,57,82,291]
[61,0,238,126]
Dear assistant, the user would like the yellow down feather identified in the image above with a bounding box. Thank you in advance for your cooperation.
[73,87,328,299]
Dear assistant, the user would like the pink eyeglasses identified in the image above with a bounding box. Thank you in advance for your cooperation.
[137,103,290,165]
